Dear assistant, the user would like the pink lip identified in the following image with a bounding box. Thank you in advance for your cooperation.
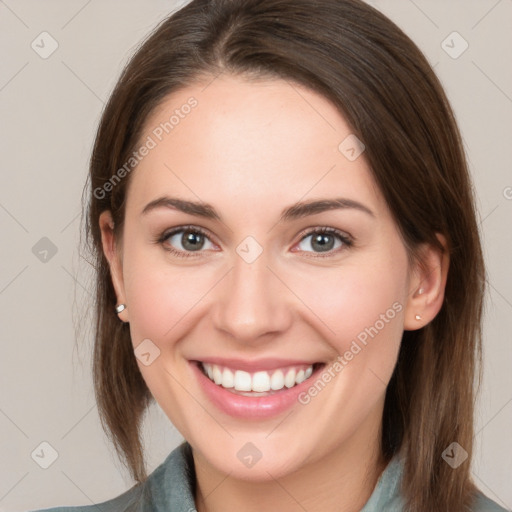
[192,357,321,372]
[190,361,325,419]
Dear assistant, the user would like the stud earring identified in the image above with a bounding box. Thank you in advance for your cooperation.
[418,288,425,295]
[115,304,126,314]
[415,314,422,320]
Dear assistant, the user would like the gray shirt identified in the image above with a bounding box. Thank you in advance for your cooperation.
[32,442,508,512]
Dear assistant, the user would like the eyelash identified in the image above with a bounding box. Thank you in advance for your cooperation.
[155,224,354,259]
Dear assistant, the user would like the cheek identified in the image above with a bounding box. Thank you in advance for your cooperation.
[291,259,406,350]
[120,249,212,431]
[123,259,207,347]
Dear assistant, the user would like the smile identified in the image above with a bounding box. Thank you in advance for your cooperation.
[190,359,326,418]
[199,362,320,395]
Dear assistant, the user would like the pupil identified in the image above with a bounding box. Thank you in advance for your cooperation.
[183,231,203,251]
[313,233,333,252]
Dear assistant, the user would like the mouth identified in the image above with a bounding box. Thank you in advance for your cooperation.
[195,361,325,397]
[189,358,327,418]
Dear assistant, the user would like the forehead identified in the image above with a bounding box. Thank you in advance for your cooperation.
[126,75,386,219]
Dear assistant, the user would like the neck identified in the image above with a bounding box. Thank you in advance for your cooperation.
[192,411,388,512]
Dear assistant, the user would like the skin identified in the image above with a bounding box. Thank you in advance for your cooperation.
[99,74,449,512]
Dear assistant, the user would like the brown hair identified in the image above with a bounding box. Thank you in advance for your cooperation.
[83,0,485,510]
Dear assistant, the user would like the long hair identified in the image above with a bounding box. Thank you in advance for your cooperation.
[83,1,485,510]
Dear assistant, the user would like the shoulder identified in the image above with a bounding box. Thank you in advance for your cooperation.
[29,442,196,512]
[471,490,509,512]
[362,454,509,512]
[27,484,142,512]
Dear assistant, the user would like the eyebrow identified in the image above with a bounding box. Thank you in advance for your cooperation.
[141,196,375,221]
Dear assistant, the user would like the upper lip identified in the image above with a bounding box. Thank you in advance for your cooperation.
[191,357,323,372]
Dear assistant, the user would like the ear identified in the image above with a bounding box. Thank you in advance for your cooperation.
[99,210,129,323]
[403,233,449,331]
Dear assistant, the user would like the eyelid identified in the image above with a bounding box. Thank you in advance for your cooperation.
[294,225,353,244]
[159,224,213,243]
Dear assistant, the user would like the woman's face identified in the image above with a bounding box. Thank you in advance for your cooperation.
[101,75,420,480]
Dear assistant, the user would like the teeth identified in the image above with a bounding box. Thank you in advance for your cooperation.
[284,368,296,388]
[212,365,222,385]
[200,362,317,392]
[234,370,252,391]
[270,370,284,390]
[222,368,234,388]
[252,371,270,392]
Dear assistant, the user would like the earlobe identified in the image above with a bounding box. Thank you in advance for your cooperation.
[403,234,450,331]
[99,210,129,323]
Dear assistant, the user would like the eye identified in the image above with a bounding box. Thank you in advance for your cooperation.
[156,225,353,259]
[295,227,353,256]
[157,225,216,258]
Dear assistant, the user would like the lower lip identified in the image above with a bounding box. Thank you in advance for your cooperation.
[190,361,325,419]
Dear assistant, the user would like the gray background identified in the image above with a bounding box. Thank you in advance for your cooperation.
[0,0,511,510]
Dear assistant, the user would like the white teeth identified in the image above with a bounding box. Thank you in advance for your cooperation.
[284,368,296,388]
[270,369,284,390]
[252,371,271,392]
[234,370,252,391]
[222,368,234,388]
[212,365,222,385]
[200,362,317,392]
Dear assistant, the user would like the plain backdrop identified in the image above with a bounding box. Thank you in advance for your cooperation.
[0,1,511,510]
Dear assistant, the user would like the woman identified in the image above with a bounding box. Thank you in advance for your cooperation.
[34,0,507,510]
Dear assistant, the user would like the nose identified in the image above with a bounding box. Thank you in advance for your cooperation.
[212,249,293,344]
